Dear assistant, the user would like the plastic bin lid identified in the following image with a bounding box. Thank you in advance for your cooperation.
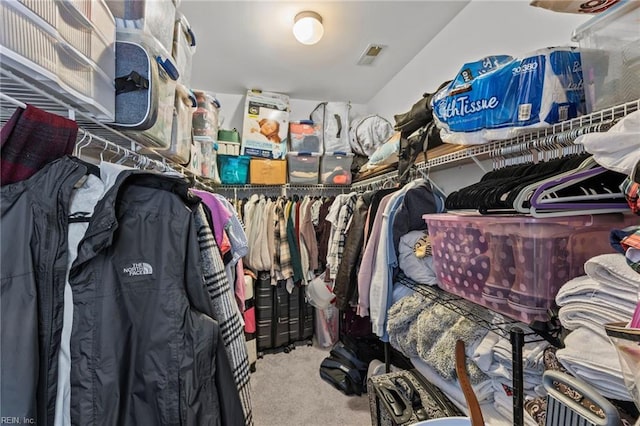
[571,1,640,41]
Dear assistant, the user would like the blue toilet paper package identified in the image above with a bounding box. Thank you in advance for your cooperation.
[432,47,586,145]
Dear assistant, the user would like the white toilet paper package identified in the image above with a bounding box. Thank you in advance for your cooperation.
[432,47,586,145]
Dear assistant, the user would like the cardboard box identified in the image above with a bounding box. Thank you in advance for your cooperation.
[249,158,287,185]
[241,90,290,159]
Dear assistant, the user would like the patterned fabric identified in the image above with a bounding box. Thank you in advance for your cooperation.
[272,198,293,284]
[327,193,357,280]
[195,207,253,425]
[1,105,78,185]
[621,176,640,215]
[413,232,432,259]
[286,200,304,283]
[540,347,640,425]
[367,369,463,424]
[524,397,546,426]
[610,227,640,273]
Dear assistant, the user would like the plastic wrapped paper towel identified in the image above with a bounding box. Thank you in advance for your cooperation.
[432,47,586,145]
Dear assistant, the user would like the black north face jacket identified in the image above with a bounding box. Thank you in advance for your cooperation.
[1,157,244,425]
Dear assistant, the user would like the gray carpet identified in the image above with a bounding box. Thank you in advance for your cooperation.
[250,345,372,426]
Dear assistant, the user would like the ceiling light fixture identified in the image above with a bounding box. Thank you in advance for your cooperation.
[293,11,324,45]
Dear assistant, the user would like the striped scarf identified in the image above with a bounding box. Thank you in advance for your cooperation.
[195,206,253,425]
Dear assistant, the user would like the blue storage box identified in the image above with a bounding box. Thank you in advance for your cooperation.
[218,155,250,184]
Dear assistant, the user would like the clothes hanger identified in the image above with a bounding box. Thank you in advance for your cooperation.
[529,167,628,211]
[512,156,598,213]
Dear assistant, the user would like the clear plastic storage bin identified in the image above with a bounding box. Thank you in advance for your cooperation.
[572,1,640,113]
[172,12,195,87]
[287,152,320,184]
[1,2,58,75]
[157,84,194,165]
[1,0,115,120]
[422,212,634,323]
[320,152,353,185]
[57,1,115,75]
[289,120,323,153]
[106,0,176,54]
[113,29,177,147]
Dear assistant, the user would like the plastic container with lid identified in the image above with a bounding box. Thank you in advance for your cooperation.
[320,152,353,185]
[1,0,115,121]
[572,1,640,113]
[154,84,195,165]
[171,12,196,87]
[192,90,220,139]
[422,212,636,324]
[106,0,176,53]
[218,155,250,185]
[289,120,323,153]
[287,152,320,184]
[112,29,178,147]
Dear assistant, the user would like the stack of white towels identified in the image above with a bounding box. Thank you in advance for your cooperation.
[555,253,640,402]
[472,329,548,426]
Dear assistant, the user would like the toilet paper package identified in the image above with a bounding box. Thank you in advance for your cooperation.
[432,47,586,145]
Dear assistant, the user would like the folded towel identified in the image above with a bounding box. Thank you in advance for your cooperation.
[557,327,633,401]
[559,302,634,334]
[493,338,547,374]
[584,253,640,294]
[473,332,500,372]
[411,356,495,406]
[486,363,544,393]
[557,275,639,310]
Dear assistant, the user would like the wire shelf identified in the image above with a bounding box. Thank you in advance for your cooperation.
[352,99,640,190]
[396,274,556,344]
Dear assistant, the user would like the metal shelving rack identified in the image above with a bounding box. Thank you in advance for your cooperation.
[395,274,562,426]
[356,101,639,426]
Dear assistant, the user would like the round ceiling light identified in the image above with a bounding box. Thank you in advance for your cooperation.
[293,11,324,45]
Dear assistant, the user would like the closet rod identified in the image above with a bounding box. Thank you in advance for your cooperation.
[0,92,26,109]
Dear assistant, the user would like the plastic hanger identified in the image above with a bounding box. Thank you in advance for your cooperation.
[512,156,598,213]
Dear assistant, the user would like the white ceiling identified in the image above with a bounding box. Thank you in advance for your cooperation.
[180,1,469,103]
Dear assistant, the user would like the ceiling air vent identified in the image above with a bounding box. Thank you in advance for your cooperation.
[357,44,385,66]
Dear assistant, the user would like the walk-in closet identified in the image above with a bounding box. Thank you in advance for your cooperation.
[1,1,639,425]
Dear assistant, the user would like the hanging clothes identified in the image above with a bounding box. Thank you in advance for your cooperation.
[326,192,358,280]
[334,192,374,310]
[194,207,253,425]
[1,105,78,185]
[0,157,245,425]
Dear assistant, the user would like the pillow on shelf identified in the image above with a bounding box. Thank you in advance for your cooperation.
[360,132,400,172]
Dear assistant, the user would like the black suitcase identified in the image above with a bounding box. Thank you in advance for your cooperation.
[255,273,291,353]
[368,369,463,426]
[288,285,301,343]
[255,272,274,352]
[291,283,314,345]
[272,281,290,349]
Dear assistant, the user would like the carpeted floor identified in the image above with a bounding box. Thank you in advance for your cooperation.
[250,344,372,426]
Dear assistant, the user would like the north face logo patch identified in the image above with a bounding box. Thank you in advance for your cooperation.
[122,262,153,277]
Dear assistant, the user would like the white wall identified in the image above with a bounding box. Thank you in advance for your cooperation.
[367,0,591,122]
[367,0,591,193]
[214,92,367,132]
